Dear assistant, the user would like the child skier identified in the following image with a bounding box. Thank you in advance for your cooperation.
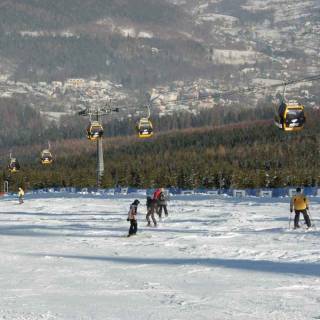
[18,187,24,204]
[127,199,140,237]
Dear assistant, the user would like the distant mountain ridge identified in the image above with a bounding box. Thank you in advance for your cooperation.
[0,0,186,30]
[0,0,319,126]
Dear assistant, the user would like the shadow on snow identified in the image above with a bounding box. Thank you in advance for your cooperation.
[26,253,320,277]
[0,223,208,238]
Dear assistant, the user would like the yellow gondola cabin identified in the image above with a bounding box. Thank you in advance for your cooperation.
[41,149,53,165]
[137,118,153,138]
[274,101,305,132]
[87,121,104,140]
[8,158,20,173]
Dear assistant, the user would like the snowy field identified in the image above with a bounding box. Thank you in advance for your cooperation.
[0,194,320,320]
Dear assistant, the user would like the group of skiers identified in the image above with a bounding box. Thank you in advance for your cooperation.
[127,188,168,237]
[126,186,315,237]
[15,186,314,236]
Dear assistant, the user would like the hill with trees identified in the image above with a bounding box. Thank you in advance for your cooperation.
[2,103,320,191]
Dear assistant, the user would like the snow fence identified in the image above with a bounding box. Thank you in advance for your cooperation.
[13,186,320,198]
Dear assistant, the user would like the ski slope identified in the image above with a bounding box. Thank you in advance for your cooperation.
[0,193,320,320]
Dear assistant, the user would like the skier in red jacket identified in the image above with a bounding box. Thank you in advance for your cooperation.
[153,188,168,218]
[153,188,162,200]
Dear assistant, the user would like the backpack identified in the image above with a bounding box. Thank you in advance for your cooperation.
[159,192,165,201]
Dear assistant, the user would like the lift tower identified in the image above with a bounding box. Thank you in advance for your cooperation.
[79,105,119,187]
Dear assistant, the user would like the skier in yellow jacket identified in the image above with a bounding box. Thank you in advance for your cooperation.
[18,187,24,204]
[290,187,311,229]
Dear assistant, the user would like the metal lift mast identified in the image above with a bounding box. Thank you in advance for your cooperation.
[79,105,119,187]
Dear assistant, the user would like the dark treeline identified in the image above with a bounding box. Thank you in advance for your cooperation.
[102,100,275,137]
[0,97,274,148]
[0,99,46,147]
[2,108,320,191]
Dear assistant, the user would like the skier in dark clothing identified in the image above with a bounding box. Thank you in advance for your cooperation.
[127,199,140,236]
[157,189,168,218]
[146,196,157,227]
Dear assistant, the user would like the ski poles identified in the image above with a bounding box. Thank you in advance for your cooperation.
[307,209,316,230]
[289,210,292,229]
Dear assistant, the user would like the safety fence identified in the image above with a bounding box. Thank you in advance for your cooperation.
[3,186,320,198]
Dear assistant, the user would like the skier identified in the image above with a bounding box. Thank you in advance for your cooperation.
[127,199,140,236]
[153,188,162,201]
[146,196,157,227]
[152,187,161,216]
[290,187,311,229]
[18,187,24,204]
[157,188,168,218]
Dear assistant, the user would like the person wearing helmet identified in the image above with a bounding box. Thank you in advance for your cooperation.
[127,199,140,236]
[18,187,24,204]
[290,187,311,229]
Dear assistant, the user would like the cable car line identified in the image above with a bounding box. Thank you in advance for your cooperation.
[159,72,320,107]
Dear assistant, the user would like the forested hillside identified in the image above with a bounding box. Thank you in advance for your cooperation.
[0,0,319,191]
[0,97,274,148]
[2,108,320,191]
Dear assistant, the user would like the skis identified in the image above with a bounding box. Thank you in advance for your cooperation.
[125,233,152,238]
[288,225,316,232]
[146,224,157,228]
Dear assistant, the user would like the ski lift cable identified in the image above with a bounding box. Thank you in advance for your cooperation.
[159,72,320,107]
[78,106,120,117]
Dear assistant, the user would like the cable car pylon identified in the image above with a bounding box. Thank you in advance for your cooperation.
[78,103,119,187]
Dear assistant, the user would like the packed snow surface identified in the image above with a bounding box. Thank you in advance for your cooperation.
[0,194,320,320]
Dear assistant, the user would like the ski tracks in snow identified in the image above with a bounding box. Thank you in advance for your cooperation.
[1,195,320,319]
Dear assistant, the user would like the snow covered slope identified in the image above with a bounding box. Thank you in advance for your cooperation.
[0,194,319,319]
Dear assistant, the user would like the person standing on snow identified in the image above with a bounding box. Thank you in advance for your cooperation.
[290,187,311,229]
[153,188,161,201]
[127,199,140,236]
[157,188,168,218]
[18,187,24,204]
[152,188,161,216]
[146,196,157,227]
